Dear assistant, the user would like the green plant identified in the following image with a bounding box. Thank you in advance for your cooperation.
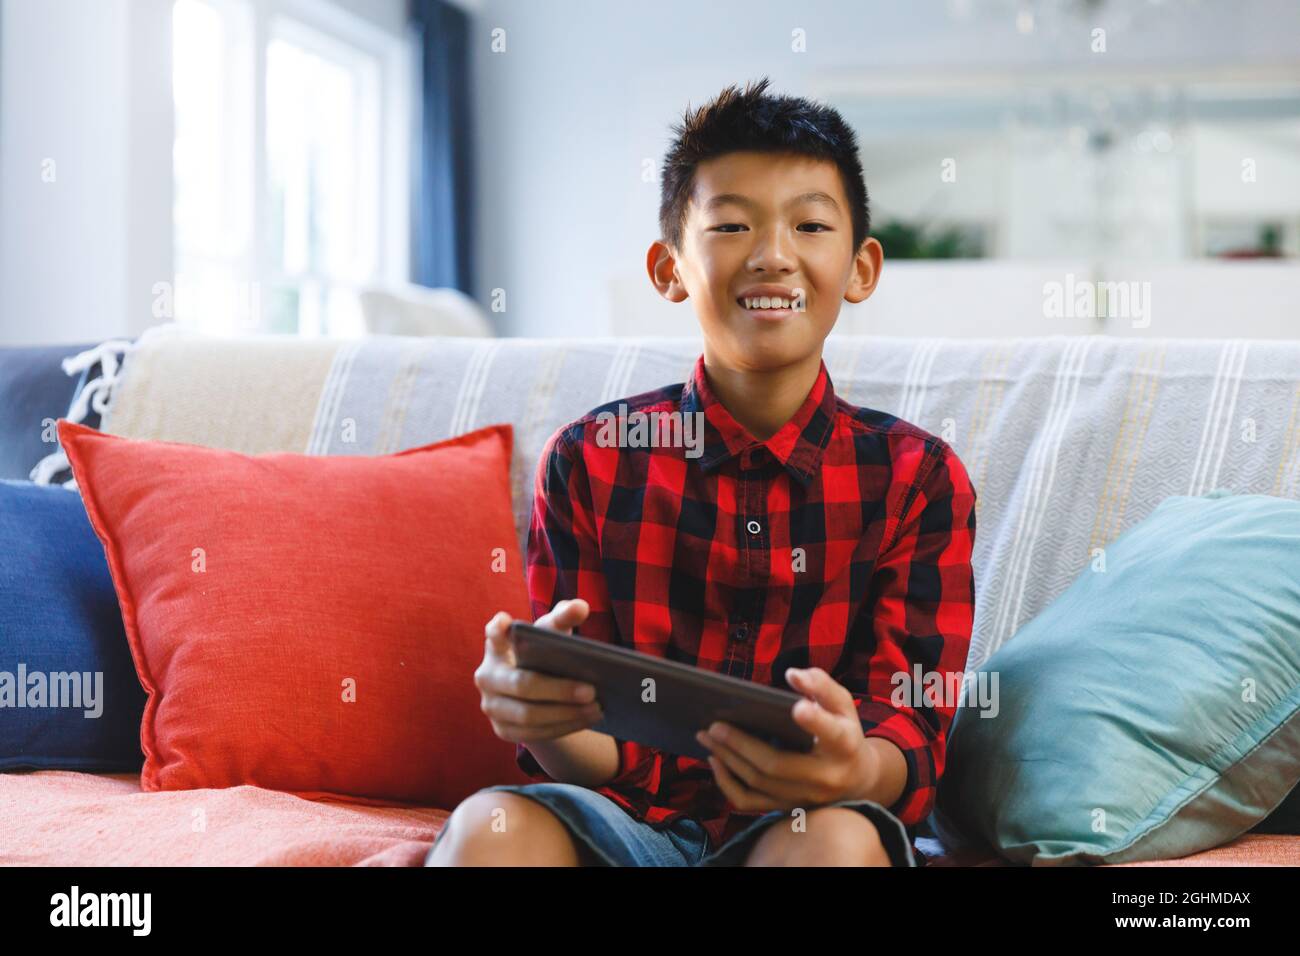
[873,220,983,259]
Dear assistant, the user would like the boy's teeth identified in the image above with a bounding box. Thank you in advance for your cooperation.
[744,297,791,309]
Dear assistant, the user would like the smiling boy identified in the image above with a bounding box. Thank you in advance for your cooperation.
[427,77,977,867]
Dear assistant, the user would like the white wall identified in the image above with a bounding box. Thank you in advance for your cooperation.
[3,0,1298,346]
[0,0,172,346]
[469,0,1300,338]
[0,0,407,347]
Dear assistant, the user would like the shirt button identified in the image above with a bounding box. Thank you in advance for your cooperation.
[746,519,762,535]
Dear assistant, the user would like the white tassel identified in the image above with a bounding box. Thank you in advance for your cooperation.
[30,448,71,486]
[29,322,195,486]
[61,339,133,423]
[29,338,135,486]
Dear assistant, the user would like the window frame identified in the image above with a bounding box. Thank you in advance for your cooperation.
[172,0,411,336]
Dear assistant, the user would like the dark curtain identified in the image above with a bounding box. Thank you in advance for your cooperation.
[409,0,474,295]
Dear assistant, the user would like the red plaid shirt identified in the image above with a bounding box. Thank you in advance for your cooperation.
[518,353,977,849]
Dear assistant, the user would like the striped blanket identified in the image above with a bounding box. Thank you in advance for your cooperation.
[88,329,1300,671]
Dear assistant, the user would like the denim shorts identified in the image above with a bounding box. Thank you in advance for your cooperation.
[427,782,920,867]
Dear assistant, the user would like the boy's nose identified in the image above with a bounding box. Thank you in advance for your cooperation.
[746,228,797,270]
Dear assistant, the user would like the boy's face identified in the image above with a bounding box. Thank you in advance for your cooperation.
[648,150,882,372]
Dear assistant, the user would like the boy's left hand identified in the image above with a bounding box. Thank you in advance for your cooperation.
[695,666,876,811]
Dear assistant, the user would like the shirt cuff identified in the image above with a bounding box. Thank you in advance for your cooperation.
[854,699,937,827]
[611,735,627,780]
[515,742,554,782]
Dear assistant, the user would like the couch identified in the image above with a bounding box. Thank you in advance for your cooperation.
[3,327,1298,866]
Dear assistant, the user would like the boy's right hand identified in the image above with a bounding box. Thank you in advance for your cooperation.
[474,599,604,744]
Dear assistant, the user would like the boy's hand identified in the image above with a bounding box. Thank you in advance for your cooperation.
[474,599,605,744]
[694,666,878,812]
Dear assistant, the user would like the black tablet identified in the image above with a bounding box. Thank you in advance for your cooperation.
[509,621,815,761]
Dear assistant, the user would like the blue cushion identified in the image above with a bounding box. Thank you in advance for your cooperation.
[0,344,98,481]
[932,490,1300,864]
[0,479,145,771]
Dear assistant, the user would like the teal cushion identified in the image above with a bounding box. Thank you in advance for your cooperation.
[933,490,1300,865]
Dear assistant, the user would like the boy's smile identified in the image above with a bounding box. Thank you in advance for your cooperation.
[649,149,882,376]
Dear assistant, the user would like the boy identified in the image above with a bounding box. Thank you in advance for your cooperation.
[427,77,977,867]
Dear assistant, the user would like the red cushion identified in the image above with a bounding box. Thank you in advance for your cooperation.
[59,419,532,807]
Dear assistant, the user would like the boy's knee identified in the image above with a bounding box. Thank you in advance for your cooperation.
[803,807,891,865]
[427,790,583,866]
[746,807,890,866]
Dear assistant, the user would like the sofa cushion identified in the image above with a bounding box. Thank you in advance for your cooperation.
[58,419,533,807]
[0,769,449,865]
[933,490,1300,864]
[0,344,96,481]
[0,479,146,771]
[92,334,1300,675]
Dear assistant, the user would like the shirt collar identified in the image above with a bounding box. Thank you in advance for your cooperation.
[679,354,838,486]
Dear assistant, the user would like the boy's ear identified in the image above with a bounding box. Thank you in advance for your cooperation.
[844,236,884,305]
[646,240,689,304]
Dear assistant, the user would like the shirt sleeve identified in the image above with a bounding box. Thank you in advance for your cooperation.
[847,441,977,827]
[515,424,626,782]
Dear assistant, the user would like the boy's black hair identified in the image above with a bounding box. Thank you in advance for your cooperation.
[658,76,870,255]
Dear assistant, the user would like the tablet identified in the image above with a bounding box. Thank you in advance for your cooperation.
[509,621,815,761]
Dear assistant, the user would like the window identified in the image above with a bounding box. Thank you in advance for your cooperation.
[172,0,409,336]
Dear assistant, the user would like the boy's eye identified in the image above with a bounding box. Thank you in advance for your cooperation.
[710,222,830,233]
